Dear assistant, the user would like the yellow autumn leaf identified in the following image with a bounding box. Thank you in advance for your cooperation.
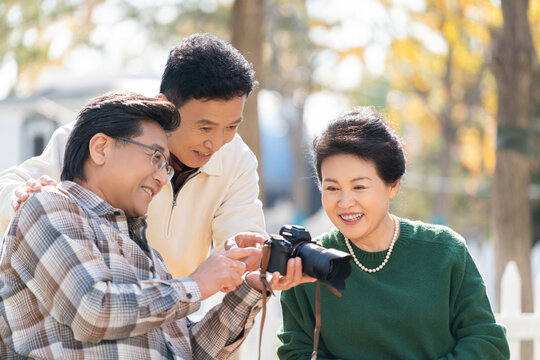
[337,47,364,61]
[483,120,496,174]
[458,127,482,173]
[442,21,460,45]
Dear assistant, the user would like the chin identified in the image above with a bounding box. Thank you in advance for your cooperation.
[129,205,149,217]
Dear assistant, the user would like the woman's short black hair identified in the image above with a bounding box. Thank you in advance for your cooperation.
[312,106,406,185]
[61,90,180,182]
[160,33,257,107]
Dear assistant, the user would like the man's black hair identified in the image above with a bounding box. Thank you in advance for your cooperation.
[160,33,257,107]
[61,90,180,182]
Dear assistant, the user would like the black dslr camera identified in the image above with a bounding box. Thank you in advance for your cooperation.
[265,225,353,291]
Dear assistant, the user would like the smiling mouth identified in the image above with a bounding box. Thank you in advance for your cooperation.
[195,150,212,157]
[340,213,363,221]
[142,187,153,197]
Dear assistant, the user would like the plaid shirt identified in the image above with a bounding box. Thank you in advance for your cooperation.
[0,181,263,359]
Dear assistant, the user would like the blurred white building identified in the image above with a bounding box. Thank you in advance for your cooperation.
[0,74,160,172]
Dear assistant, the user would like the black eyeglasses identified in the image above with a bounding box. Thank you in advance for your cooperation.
[116,137,174,182]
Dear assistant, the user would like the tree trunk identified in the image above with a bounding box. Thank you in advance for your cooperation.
[231,0,266,202]
[434,46,456,225]
[491,0,536,358]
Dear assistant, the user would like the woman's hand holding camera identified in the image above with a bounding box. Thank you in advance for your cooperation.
[245,257,316,293]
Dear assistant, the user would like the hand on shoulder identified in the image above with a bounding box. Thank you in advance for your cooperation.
[11,175,58,210]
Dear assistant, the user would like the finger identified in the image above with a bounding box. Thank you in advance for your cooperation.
[285,257,298,282]
[14,186,29,200]
[234,233,266,247]
[222,271,243,292]
[223,247,261,261]
[244,257,260,272]
[227,258,247,275]
[13,189,29,206]
[25,179,42,191]
[232,271,244,286]
[223,238,239,251]
[293,257,303,283]
[38,175,57,186]
[11,199,20,211]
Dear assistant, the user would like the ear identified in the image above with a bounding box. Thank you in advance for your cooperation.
[157,93,169,101]
[388,179,401,200]
[88,133,112,166]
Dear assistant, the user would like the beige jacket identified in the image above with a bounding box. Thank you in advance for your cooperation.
[0,122,265,277]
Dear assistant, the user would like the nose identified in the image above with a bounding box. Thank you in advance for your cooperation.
[203,131,227,152]
[153,167,169,187]
[338,191,355,209]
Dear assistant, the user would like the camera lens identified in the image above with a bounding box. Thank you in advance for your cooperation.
[293,243,352,291]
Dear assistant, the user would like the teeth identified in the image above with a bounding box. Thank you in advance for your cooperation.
[197,151,211,156]
[341,214,362,221]
[142,187,153,196]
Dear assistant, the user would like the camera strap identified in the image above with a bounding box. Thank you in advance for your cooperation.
[256,244,341,360]
[311,281,321,360]
[312,282,342,360]
[257,243,275,360]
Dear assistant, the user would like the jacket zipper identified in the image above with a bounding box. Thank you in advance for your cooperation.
[167,170,201,234]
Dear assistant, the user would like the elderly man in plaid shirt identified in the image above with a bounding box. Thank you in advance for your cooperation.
[0,91,309,359]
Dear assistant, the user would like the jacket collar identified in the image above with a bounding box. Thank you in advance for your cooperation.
[199,142,225,176]
[196,133,241,177]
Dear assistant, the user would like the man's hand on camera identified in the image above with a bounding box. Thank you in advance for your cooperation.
[189,247,261,300]
[11,175,58,210]
[245,257,316,293]
[224,232,265,271]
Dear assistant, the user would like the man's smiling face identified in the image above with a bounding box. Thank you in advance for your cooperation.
[167,96,246,168]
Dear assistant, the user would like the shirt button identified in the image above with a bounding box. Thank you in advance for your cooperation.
[113,211,121,216]
[186,293,192,299]
[149,266,155,272]
[167,341,173,347]
[119,249,124,256]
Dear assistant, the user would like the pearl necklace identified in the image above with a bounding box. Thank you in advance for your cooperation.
[344,215,399,273]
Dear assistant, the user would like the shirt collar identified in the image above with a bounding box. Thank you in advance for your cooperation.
[60,181,145,221]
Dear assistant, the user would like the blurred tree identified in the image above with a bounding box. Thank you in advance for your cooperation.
[0,0,104,95]
[491,0,537,336]
[384,0,501,229]
[263,0,316,220]
[231,0,265,202]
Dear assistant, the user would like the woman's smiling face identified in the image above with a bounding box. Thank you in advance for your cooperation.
[320,153,399,246]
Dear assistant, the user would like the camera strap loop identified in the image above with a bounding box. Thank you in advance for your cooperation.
[257,243,275,360]
[311,281,321,360]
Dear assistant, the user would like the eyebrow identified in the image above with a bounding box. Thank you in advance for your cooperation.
[322,176,372,183]
[195,117,243,126]
[151,144,167,153]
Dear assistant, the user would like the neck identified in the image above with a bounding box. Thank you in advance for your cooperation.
[75,166,109,204]
[170,153,196,172]
[349,214,398,252]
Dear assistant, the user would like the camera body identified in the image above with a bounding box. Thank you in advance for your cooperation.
[265,225,352,291]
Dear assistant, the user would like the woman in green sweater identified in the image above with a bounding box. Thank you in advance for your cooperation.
[277,107,509,360]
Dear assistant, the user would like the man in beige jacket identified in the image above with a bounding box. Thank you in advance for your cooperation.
[0,33,265,278]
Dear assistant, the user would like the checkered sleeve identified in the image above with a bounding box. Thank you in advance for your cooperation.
[190,281,263,359]
[11,190,200,343]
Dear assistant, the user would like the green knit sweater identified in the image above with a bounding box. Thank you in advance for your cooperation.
[277,218,509,360]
